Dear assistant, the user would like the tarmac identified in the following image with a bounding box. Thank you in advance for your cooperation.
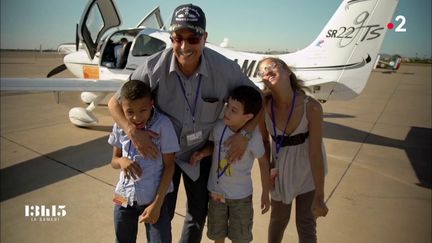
[1,52,431,243]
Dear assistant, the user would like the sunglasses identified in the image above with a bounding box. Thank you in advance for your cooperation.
[170,35,202,45]
[257,63,277,78]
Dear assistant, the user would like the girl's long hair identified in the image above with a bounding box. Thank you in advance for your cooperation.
[258,57,309,96]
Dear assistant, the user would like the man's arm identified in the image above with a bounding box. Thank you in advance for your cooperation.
[224,94,265,162]
[236,72,264,133]
[108,96,159,158]
[108,97,129,133]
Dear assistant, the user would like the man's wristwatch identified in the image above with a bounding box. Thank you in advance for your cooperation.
[239,129,252,141]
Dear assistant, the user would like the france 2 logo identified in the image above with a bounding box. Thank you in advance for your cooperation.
[387,15,407,32]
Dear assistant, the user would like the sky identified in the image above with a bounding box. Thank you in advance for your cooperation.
[0,0,431,58]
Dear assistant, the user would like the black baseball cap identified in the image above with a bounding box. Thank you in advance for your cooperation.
[169,4,206,35]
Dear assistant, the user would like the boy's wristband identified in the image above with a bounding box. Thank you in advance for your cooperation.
[239,129,252,140]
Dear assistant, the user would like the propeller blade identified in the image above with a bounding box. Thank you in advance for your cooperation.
[47,64,67,78]
[75,24,79,52]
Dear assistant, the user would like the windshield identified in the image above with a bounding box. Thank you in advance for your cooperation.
[131,34,166,57]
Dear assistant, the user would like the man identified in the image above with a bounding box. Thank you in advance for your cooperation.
[114,38,128,68]
[108,4,261,242]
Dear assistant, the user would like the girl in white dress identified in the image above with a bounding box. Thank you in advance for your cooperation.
[257,57,329,243]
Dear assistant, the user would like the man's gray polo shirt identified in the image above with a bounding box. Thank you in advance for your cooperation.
[127,47,256,181]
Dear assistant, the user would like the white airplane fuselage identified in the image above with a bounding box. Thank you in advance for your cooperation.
[1,0,400,127]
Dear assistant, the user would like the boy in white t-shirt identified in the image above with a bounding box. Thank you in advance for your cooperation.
[190,85,271,243]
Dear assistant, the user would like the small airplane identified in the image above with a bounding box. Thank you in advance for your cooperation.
[374,54,402,71]
[0,0,399,127]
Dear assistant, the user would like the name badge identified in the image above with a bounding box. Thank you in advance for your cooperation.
[113,193,128,208]
[186,130,203,146]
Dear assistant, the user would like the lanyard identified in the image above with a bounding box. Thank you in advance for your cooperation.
[271,92,297,158]
[217,125,229,181]
[127,141,132,157]
[122,141,133,186]
[176,73,202,126]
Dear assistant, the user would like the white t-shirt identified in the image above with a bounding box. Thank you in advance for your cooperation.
[207,120,265,199]
[114,44,124,67]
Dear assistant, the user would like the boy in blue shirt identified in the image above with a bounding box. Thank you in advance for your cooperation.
[190,85,271,243]
[109,80,179,243]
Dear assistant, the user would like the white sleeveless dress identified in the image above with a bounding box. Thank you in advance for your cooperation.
[265,96,327,204]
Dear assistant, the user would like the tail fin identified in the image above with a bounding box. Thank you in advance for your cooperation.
[285,0,399,100]
[390,54,402,70]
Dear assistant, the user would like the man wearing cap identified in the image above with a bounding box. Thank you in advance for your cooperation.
[108,4,260,242]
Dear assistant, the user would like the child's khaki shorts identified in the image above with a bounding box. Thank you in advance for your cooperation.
[207,195,253,243]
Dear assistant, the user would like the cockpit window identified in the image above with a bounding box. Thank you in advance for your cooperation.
[132,35,166,57]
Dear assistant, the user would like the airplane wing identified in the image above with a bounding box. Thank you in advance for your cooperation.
[57,43,84,54]
[0,78,123,92]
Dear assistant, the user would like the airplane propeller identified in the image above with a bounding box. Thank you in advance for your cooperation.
[75,24,79,52]
[46,24,79,78]
[46,64,67,78]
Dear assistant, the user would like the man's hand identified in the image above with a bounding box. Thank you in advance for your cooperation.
[118,157,142,180]
[224,133,248,163]
[127,125,160,159]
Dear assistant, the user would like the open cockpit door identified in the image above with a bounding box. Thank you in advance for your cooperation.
[79,0,121,60]
[136,6,164,30]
